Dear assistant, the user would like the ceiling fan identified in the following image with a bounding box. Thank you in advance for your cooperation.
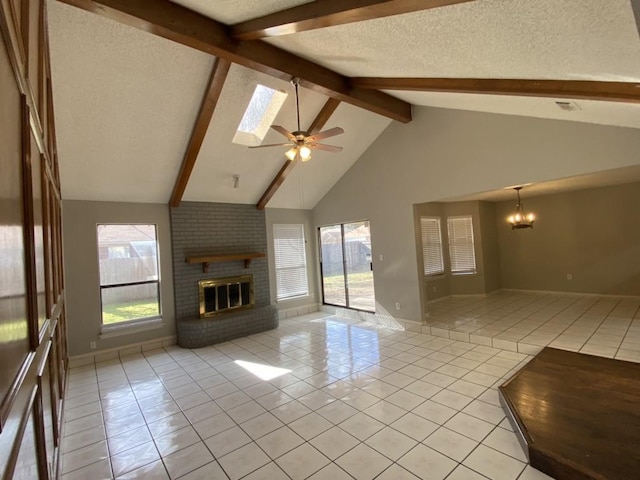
[249,77,344,162]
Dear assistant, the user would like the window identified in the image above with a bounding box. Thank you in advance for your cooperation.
[233,85,288,147]
[420,217,444,275]
[97,224,160,327]
[273,224,309,300]
[447,216,476,274]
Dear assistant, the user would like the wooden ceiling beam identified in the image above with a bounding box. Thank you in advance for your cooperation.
[633,0,640,39]
[308,98,341,134]
[231,0,474,40]
[351,78,640,103]
[169,58,231,208]
[56,0,412,123]
[256,98,341,210]
[256,160,296,211]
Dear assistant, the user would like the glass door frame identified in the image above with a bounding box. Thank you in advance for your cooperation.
[318,220,375,313]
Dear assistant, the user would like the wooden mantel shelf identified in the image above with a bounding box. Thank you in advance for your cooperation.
[186,252,266,273]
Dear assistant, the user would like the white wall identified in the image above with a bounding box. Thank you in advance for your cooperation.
[313,107,640,321]
[415,200,501,304]
[265,208,319,312]
[63,200,176,355]
[496,181,640,295]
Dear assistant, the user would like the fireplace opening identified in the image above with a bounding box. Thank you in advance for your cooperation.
[199,275,254,318]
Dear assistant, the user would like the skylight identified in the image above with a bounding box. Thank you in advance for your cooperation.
[233,85,288,147]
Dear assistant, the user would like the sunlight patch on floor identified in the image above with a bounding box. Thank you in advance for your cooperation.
[234,359,292,381]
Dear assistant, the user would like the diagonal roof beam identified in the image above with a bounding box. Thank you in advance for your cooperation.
[351,78,640,103]
[231,0,474,40]
[57,0,412,123]
[170,58,231,208]
[255,160,297,212]
[633,0,640,39]
[256,98,341,210]
[308,97,341,134]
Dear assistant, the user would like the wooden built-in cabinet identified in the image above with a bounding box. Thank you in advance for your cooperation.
[1,1,67,478]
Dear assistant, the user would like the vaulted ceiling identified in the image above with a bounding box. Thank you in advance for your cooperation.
[47,0,640,208]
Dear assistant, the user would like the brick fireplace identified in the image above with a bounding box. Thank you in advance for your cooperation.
[170,202,278,348]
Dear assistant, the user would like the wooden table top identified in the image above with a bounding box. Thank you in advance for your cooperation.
[500,347,640,480]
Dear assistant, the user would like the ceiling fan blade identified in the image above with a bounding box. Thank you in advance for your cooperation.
[248,143,292,149]
[271,125,295,141]
[307,127,344,142]
[311,143,343,153]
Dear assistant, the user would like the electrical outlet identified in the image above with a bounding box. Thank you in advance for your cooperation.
[395,302,401,310]
[433,286,437,292]
[567,274,572,280]
[379,254,384,261]
[89,341,97,350]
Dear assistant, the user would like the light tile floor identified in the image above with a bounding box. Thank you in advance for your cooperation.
[426,291,640,361]
[60,312,564,480]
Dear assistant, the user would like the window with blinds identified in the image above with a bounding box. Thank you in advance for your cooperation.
[420,217,444,275]
[273,224,309,300]
[447,216,477,274]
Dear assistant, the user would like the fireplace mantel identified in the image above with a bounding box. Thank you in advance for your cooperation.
[186,252,266,272]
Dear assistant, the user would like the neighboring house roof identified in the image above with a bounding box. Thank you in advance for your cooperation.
[97,225,156,243]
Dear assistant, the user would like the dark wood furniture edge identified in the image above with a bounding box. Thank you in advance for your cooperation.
[498,347,631,480]
[498,383,531,462]
[529,445,609,480]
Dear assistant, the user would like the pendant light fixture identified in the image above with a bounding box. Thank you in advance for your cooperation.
[507,186,536,229]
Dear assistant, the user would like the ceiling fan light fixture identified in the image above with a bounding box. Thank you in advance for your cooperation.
[299,146,312,161]
[285,147,297,161]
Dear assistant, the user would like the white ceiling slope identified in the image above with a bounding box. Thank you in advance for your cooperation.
[47,0,640,206]
[182,64,391,208]
[261,0,640,80]
[390,92,640,130]
[441,164,640,203]
[48,1,214,203]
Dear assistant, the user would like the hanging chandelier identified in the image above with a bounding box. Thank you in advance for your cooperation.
[507,186,535,229]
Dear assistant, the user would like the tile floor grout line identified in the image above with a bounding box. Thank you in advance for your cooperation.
[63,305,637,480]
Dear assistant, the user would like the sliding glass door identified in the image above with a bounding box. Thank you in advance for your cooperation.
[319,221,375,312]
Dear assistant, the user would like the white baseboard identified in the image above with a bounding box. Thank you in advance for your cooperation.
[277,303,320,320]
[425,296,450,305]
[68,335,177,368]
[426,286,637,306]
[427,292,493,304]
[320,305,423,332]
[449,293,490,299]
[501,288,640,299]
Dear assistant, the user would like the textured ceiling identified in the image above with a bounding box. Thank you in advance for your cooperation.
[441,165,640,203]
[387,92,640,129]
[262,0,640,80]
[47,0,640,206]
[169,0,312,24]
[48,1,213,203]
[181,64,391,207]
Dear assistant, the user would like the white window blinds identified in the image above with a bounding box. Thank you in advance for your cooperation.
[447,216,477,274]
[273,224,309,300]
[420,217,444,275]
